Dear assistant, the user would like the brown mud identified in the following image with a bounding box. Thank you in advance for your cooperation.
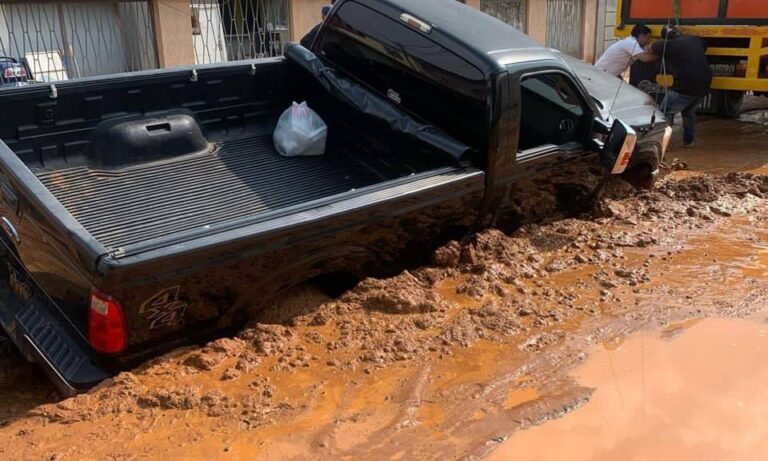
[1,116,768,460]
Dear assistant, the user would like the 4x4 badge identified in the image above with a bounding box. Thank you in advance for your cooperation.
[139,286,188,330]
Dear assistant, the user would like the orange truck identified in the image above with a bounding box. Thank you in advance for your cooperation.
[615,0,768,116]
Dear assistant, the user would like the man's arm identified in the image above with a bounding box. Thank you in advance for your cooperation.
[635,51,659,63]
[649,40,666,57]
[635,40,665,64]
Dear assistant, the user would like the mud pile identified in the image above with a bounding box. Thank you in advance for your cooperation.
[17,172,768,430]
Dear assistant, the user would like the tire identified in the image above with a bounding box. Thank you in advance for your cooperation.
[714,90,745,119]
[622,150,660,190]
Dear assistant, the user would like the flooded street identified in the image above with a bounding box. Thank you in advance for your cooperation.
[1,109,768,459]
[672,109,768,175]
[490,318,768,461]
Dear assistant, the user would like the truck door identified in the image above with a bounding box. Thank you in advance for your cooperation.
[494,68,600,228]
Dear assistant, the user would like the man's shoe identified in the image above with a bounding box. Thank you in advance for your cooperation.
[683,142,696,148]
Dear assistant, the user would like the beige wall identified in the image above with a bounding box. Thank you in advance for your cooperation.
[582,0,598,63]
[465,0,481,8]
[526,0,547,44]
[290,0,328,42]
[525,0,600,61]
[152,0,195,68]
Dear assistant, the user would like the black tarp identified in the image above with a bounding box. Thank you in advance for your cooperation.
[284,44,472,164]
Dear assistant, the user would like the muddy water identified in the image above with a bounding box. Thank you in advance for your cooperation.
[668,117,768,175]
[489,318,768,461]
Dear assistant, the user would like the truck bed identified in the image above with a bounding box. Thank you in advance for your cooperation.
[36,134,383,250]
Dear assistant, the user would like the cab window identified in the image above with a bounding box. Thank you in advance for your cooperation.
[518,73,589,152]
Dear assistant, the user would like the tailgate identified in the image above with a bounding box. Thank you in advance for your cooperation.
[0,244,109,395]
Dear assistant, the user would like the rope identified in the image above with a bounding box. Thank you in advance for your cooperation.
[672,0,682,26]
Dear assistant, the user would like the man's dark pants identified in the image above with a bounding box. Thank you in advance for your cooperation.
[661,90,701,145]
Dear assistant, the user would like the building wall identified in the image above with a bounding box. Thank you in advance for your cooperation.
[153,0,195,67]
[582,0,598,63]
[480,0,527,33]
[595,0,618,61]
[0,1,159,79]
[474,0,600,61]
[146,0,606,69]
[0,0,607,76]
[527,0,548,44]
[289,0,326,42]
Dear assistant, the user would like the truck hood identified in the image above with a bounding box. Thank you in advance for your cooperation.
[560,54,666,129]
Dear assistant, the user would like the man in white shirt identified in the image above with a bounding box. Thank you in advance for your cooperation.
[595,24,656,77]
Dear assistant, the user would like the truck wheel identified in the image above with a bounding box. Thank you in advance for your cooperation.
[714,90,745,118]
[621,150,660,190]
[622,163,656,189]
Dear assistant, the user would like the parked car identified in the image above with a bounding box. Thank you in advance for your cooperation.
[0,0,669,394]
[0,57,31,88]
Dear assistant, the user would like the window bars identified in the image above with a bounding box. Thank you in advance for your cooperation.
[191,0,290,65]
[0,0,158,82]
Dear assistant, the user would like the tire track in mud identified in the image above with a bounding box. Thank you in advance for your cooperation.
[1,172,768,460]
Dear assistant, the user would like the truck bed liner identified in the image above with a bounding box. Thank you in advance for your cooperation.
[36,134,383,250]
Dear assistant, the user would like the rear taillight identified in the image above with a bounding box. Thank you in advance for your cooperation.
[88,288,127,354]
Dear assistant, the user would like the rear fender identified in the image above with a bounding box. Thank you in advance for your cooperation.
[98,242,377,360]
[222,243,374,322]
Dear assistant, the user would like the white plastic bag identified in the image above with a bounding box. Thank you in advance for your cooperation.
[273,101,328,157]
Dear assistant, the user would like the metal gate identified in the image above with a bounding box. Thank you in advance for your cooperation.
[546,0,584,57]
[480,0,526,31]
[191,0,290,65]
[0,1,157,82]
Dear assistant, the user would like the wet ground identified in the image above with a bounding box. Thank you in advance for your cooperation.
[489,318,768,461]
[671,98,768,175]
[1,104,768,460]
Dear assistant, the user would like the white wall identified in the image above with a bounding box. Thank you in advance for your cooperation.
[192,1,228,64]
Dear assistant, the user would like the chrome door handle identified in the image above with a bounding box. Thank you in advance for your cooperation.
[1,216,20,244]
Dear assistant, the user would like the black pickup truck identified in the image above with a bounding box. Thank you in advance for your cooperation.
[0,0,668,394]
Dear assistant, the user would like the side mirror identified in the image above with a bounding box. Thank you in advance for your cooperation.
[600,119,637,174]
